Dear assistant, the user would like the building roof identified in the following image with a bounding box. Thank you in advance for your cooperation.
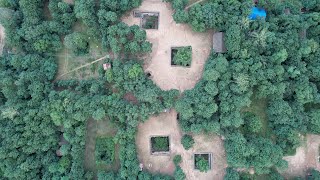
[212,32,227,53]
[249,7,267,20]
[103,63,111,70]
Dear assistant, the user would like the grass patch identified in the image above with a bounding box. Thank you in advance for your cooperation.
[55,21,105,80]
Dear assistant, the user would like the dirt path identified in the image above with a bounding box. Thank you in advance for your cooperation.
[122,0,212,92]
[185,0,205,10]
[136,110,227,179]
[0,24,5,55]
[56,55,109,79]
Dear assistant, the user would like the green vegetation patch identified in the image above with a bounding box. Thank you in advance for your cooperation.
[194,154,211,172]
[181,134,195,150]
[151,136,170,153]
[142,14,159,29]
[95,137,115,165]
[171,46,192,67]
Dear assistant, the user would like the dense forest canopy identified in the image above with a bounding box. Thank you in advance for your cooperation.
[0,0,319,179]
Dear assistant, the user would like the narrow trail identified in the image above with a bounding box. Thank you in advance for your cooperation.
[56,54,109,79]
[185,0,205,10]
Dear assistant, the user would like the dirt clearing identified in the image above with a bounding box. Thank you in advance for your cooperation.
[122,0,213,92]
[281,134,320,178]
[136,110,227,179]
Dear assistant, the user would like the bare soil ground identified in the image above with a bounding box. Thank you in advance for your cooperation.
[136,110,227,180]
[122,0,213,92]
[84,119,119,176]
[0,24,5,56]
[281,134,320,178]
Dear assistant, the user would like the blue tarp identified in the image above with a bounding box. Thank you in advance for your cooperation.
[249,7,266,20]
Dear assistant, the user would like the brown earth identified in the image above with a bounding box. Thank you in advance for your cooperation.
[281,134,320,178]
[122,0,213,92]
[136,110,227,180]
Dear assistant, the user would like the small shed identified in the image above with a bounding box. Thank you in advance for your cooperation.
[103,63,111,70]
[249,7,266,20]
[212,32,226,53]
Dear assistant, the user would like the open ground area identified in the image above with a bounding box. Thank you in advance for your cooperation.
[122,0,213,92]
[281,134,320,178]
[136,110,227,179]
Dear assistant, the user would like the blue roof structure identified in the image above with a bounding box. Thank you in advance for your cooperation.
[249,7,266,20]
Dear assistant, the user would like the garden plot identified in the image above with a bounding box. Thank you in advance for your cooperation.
[122,0,212,92]
[136,110,227,179]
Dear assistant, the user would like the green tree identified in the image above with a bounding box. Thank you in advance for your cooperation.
[195,156,209,172]
[173,46,192,66]
[181,134,195,150]
[173,155,182,166]
[64,32,89,55]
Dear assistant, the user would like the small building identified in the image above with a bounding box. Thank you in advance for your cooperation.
[103,63,111,70]
[249,7,266,20]
[212,32,226,53]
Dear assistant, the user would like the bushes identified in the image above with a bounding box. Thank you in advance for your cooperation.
[173,155,182,166]
[95,137,115,165]
[174,166,186,180]
[172,46,192,66]
[195,155,210,172]
[181,134,195,150]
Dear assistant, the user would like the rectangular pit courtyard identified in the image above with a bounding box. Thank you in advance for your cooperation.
[133,11,159,30]
[194,153,212,172]
[171,46,192,67]
[150,136,170,155]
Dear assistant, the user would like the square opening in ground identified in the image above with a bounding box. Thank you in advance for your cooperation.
[141,12,159,29]
[95,137,115,165]
[171,46,192,67]
[194,153,212,172]
[150,136,170,155]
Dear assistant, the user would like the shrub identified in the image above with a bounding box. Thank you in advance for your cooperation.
[181,134,195,150]
[195,156,210,172]
[174,166,186,180]
[173,155,182,166]
[172,46,192,66]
